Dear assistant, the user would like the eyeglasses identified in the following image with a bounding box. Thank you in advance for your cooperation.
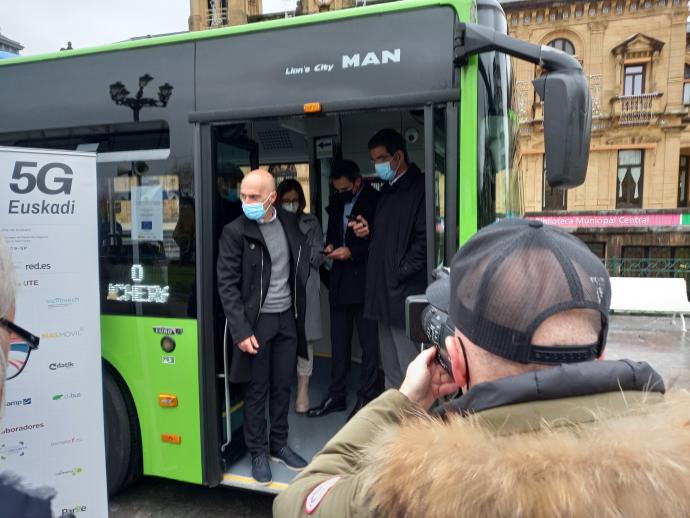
[0,318,40,380]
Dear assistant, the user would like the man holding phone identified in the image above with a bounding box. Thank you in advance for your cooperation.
[307,160,381,420]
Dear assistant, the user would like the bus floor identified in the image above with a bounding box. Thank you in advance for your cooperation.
[221,355,361,493]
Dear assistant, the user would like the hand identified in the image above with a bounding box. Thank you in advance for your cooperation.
[348,215,369,238]
[324,244,334,254]
[399,347,457,410]
[327,246,351,261]
[237,335,260,355]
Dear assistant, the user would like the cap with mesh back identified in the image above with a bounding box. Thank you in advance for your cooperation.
[426,218,611,364]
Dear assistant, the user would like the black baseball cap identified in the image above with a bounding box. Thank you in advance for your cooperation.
[426,218,610,364]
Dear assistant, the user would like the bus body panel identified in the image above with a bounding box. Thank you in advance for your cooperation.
[0,0,506,489]
[101,315,203,484]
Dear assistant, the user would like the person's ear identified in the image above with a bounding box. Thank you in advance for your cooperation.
[445,335,467,388]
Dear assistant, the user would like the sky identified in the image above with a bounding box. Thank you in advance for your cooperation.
[2,0,290,56]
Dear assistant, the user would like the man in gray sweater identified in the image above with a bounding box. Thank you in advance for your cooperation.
[217,170,310,485]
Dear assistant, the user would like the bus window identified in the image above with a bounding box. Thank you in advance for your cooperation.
[0,121,196,319]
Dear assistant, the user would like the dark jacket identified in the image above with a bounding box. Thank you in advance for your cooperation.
[0,476,53,518]
[217,207,309,383]
[364,164,426,327]
[326,182,379,306]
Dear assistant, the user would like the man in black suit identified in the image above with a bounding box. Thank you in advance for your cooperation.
[307,160,380,421]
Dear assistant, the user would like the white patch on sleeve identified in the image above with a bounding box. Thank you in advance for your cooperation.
[304,476,342,514]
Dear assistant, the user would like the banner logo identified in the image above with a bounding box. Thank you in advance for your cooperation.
[42,328,83,340]
[49,361,76,371]
[46,296,80,309]
[53,392,82,401]
[5,397,32,408]
[0,441,28,459]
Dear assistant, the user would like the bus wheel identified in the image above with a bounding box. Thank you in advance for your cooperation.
[103,366,142,495]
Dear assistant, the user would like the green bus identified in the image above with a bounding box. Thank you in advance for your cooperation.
[0,0,590,494]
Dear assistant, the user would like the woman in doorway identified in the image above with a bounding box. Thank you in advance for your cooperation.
[276,178,324,414]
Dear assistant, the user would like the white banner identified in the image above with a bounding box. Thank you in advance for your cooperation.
[0,146,108,517]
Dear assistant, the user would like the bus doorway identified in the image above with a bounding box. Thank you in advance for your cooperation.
[198,104,455,491]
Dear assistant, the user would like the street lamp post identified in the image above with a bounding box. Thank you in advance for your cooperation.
[109,74,173,122]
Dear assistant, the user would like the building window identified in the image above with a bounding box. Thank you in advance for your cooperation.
[617,150,644,208]
[589,6,597,15]
[547,38,576,55]
[585,242,607,261]
[630,2,638,11]
[524,14,531,24]
[575,6,583,16]
[623,65,645,95]
[542,157,567,210]
[536,12,544,22]
[683,65,690,106]
[616,2,624,13]
[679,156,689,207]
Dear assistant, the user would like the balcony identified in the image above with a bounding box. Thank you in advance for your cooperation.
[206,7,229,28]
[612,92,663,126]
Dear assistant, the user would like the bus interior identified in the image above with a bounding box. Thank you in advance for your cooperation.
[209,105,456,490]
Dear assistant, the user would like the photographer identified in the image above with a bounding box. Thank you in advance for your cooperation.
[274,218,690,517]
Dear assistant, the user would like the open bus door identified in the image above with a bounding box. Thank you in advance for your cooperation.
[193,100,459,492]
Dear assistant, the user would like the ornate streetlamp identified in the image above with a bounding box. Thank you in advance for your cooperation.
[109,74,173,122]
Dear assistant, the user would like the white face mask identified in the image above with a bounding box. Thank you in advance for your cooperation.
[282,201,299,214]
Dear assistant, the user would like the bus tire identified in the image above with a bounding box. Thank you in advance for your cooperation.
[103,365,142,495]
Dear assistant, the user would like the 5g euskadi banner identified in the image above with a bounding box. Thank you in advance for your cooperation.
[0,146,108,517]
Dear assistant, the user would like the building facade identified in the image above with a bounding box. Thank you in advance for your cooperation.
[504,0,690,279]
[0,31,23,56]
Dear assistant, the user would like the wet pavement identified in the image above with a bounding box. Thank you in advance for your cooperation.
[109,314,690,517]
[606,314,690,389]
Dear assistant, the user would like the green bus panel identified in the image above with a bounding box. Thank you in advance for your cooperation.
[101,315,202,484]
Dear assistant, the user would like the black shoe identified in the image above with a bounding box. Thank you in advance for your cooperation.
[306,396,347,418]
[270,445,308,471]
[346,398,368,422]
[251,453,272,485]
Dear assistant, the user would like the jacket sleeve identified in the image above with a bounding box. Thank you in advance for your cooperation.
[305,216,325,269]
[325,202,338,249]
[273,390,417,517]
[216,225,253,344]
[398,192,426,282]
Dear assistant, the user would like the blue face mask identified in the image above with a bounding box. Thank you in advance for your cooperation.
[374,161,396,182]
[242,195,271,221]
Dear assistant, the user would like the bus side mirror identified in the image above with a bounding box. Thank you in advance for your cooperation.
[455,24,593,189]
[533,63,592,189]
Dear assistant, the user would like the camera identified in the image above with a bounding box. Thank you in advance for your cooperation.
[405,294,455,375]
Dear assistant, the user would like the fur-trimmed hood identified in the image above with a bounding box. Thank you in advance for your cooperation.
[360,391,690,518]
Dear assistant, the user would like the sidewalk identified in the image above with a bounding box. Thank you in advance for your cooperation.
[607,314,690,389]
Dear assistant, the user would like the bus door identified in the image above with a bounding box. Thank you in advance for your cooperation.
[193,103,457,492]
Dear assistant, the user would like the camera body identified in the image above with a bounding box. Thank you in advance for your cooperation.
[405,295,455,375]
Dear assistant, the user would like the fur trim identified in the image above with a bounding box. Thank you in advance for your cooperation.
[360,391,690,518]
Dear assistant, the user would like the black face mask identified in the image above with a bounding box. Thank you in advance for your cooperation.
[334,189,355,204]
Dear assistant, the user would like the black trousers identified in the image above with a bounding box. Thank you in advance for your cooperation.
[244,310,297,455]
[328,304,380,402]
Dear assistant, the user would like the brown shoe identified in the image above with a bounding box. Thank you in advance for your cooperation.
[295,375,310,414]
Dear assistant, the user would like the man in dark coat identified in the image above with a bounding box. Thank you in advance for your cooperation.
[351,128,427,390]
[307,160,380,420]
[217,169,310,485]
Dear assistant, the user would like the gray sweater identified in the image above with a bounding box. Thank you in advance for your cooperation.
[258,214,292,313]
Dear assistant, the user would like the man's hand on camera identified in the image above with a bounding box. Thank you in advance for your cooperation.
[238,335,260,355]
[399,347,457,410]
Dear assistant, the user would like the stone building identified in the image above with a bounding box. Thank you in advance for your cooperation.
[503,0,690,277]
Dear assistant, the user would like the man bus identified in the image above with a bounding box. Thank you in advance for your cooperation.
[0,0,590,494]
